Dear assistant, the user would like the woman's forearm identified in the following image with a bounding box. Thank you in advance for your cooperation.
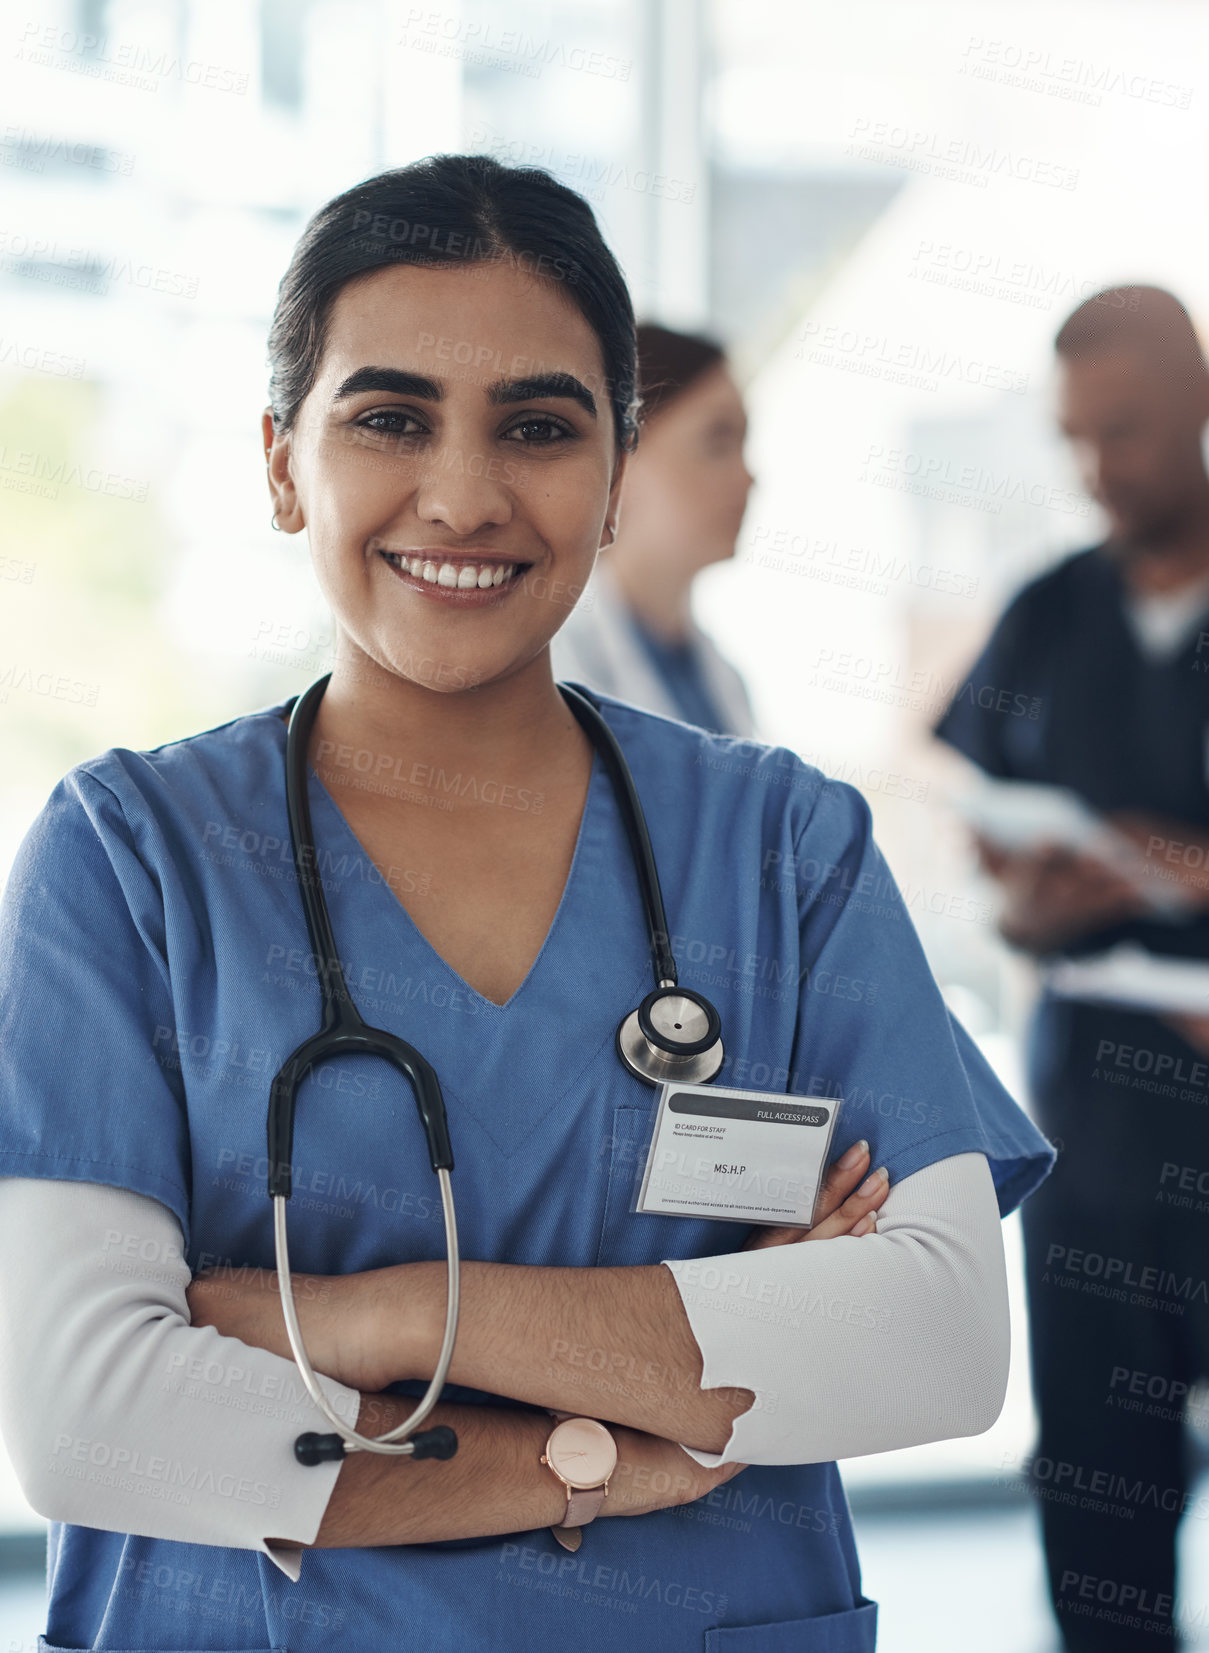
[305,1398,566,1547]
[187,1149,894,1454]
[305,1396,739,1548]
[386,1261,754,1452]
[188,1257,751,1449]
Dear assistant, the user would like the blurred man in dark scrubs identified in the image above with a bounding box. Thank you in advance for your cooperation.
[935,286,1209,1652]
[553,324,757,735]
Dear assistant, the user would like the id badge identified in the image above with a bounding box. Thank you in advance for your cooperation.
[631,1081,843,1227]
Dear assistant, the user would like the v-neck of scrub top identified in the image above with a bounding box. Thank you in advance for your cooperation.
[306,746,603,1014]
[274,712,652,1158]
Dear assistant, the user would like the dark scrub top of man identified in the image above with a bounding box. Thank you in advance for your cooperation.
[934,542,1209,967]
[934,538,1209,1228]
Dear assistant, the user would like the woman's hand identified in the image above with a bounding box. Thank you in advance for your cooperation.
[186,1265,407,1394]
[601,1423,746,1518]
[740,1139,889,1251]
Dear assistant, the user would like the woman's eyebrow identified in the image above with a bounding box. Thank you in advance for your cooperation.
[329,366,597,420]
[332,366,442,402]
[487,373,597,419]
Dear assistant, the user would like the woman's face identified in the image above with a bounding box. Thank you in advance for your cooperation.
[265,259,625,693]
[619,363,753,576]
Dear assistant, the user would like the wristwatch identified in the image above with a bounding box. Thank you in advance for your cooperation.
[540,1411,618,1552]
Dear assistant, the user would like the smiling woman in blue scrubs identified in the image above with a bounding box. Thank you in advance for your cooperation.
[0,156,1053,1652]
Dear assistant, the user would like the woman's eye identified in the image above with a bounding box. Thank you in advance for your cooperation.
[356,409,426,439]
[503,415,574,444]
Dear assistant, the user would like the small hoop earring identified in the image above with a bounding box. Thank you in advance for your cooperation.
[271,512,282,531]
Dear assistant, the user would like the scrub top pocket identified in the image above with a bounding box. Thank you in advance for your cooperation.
[596,1102,748,1268]
[703,1596,877,1650]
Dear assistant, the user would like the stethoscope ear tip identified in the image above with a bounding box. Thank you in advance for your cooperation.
[295,1432,347,1465]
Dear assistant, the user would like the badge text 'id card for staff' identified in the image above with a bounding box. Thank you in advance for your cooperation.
[632,1082,844,1227]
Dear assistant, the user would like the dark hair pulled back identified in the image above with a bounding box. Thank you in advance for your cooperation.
[266,153,639,452]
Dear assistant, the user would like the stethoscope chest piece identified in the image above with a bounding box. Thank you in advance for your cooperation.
[616,985,724,1087]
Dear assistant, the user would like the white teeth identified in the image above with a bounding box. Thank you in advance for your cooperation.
[385,552,520,589]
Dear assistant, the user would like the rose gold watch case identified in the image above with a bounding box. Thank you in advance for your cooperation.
[541,1416,618,1490]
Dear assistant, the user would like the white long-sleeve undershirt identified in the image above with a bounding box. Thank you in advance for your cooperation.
[0,1178,360,1580]
[661,1150,1010,1466]
[0,1152,1007,1567]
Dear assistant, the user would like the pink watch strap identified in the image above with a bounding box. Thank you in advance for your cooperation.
[546,1413,612,1547]
[563,1484,606,1526]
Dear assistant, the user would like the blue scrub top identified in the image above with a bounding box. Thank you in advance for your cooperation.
[0,689,1053,1652]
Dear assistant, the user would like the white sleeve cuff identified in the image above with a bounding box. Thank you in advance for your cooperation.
[660,1151,1010,1466]
[0,1177,362,1577]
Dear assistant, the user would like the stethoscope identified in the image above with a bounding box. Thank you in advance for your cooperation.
[269,672,725,1467]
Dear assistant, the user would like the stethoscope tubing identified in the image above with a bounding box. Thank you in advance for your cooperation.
[270,672,723,1464]
[274,1170,460,1457]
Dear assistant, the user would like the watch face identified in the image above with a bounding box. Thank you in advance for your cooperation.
[547,1417,617,1489]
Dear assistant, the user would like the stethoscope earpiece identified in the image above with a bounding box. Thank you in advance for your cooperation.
[616,985,724,1087]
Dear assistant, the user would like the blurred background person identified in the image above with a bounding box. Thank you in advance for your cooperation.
[933,285,1209,1652]
[552,323,757,735]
